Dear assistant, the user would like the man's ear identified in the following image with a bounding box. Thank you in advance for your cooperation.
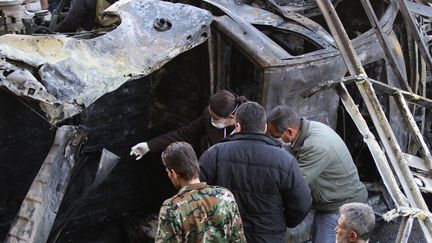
[235,123,241,133]
[168,169,178,179]
[287,128,296,137]
[349,230,357,242]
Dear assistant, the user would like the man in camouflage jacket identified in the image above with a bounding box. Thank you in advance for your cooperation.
[155,141,246,242]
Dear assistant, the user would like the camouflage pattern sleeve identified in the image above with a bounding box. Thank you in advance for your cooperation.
[155,201,183,243]
[224,190,247,242]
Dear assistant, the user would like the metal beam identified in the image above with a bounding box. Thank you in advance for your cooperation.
[303,76,432,109]
[368,78,432,109]
[395,0,432,65]
[359,0,412,92]
[394,91,432,174]
[412,172,432,193]
[396,216,414,243]
[406,0,432,17]
[337,83,409,206]
[5,125,87,243]
[316,0,432,240]
[404,153,429,171]
[315,0,365,75]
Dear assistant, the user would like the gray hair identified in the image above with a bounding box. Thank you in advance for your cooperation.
[267,105,301,133]
[339,203,375,241]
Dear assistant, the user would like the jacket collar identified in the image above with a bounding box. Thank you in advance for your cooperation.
[223,132,282,147]
[178,182,207,194]
[292,118,310,152]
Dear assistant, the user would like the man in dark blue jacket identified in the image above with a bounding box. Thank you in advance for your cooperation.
[199,102,312,243]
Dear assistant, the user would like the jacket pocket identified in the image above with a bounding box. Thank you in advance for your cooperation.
[311,186,331,204]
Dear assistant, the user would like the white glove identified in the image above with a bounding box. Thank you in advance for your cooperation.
[26,1,41,13]
[43,11,52,22]
[130,142,150,160]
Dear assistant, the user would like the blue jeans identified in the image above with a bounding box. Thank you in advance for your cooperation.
[311,211,339,243]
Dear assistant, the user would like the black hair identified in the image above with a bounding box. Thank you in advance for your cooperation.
[235,102,266,133]
[267,105,301,132]
[161,142,199,180]
[209,90,248,118]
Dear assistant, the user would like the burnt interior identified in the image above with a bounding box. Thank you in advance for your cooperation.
[0,43,210,242]
[1,0,431,242]
[257,25,324,56]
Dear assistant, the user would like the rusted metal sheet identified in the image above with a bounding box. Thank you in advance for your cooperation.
[0,0,212,124]
[5,125,87,243]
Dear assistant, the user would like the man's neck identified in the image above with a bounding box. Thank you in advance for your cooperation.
[178,178,200,188]
[354,239,368,243]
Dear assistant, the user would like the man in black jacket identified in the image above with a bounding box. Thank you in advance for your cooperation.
[199,102,312,243]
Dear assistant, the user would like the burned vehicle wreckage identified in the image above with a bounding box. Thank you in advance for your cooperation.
[0,0,432,242]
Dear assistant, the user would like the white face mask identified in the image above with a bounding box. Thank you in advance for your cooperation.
[276,137,291,147]
[211,117,227,129]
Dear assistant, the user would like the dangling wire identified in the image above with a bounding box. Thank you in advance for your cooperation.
[15,96,58,129]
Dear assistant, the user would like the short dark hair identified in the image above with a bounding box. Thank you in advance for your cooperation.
[267,105,301,132]
[234,102,266,133]
[161,142,199,180]
[339,203,375,241]
[209,90,248,118]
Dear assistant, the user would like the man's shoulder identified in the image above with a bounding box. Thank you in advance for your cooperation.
[167,185,233,201]
[161,194,179,209]
[308,120,340,137]
[304,121,343,149]
[206,185,235,195]
[197,185,234,198]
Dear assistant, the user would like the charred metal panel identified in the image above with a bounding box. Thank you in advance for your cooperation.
[212,1,399,127]
[206,0,284,26]
[395,0,432,65]
[49,44,209,241]
[0,0,212,124]
[0,92,55,240]
[5,125,87,243]
[0,41,209,241]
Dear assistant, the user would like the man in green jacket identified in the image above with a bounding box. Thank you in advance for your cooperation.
[267,105,367,243]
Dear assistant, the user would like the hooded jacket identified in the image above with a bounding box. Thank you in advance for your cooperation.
[199,132,312,243]
[291,118,368,212]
